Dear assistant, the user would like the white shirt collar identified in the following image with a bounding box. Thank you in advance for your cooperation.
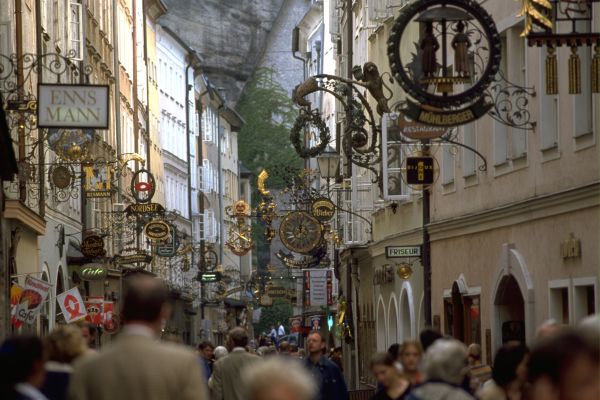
[15,383,48,400]
[232,347,246,353]
[121,323,156,338]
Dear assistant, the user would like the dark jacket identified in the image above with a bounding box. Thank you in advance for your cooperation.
[305,356,349,400]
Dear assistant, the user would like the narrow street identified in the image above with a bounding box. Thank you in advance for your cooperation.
[0,1,598,400]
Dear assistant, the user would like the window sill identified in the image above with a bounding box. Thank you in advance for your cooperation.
[574,131,595,152]
[541,145,561,163]
[463,173,478,188]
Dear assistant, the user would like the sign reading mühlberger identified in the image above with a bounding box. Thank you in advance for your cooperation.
[37,84,109,129]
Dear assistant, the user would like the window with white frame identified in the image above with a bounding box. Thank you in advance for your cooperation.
[573,278,597,323]
[462,123,476,177]
[540,47,559,150]
[67,1,83,60]
[549,280,571,325]
[442,144,455,185]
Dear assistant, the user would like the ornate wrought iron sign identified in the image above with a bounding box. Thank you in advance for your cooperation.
[80,235,105,258]
[388,0,502,126]
[114,251,153,266]
[82,163,112,198]
[155,225,179,257]
[311,197,336,222]
[406,156,435,185]
[144,220,170,241]
[125,202,165,215]
[225,200,253,256]
[131,169,156,203]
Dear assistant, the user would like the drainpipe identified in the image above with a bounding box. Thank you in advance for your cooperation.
[217,105,224,266]
[112,0,122,203]
[185,54,195,230]
[132,0,140,171]
[15,0,25,202]
[34,0,45,218]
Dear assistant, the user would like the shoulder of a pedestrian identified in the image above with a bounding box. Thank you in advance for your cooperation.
[409,381,474,400]
[477,380,506,400]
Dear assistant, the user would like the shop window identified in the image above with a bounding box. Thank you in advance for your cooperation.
[573,279,597,323]
[443,283,481,345]
[549,284,570,324]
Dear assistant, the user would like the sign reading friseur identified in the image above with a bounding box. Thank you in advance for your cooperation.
[37,84,109,129]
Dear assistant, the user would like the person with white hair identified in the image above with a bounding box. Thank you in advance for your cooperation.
[213,346,228,360]
[243,357,316,400]
[406,339,474,400]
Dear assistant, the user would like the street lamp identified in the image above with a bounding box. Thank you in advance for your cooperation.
[316,145,341,180]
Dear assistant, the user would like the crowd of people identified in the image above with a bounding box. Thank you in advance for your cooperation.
[0,275,598,400]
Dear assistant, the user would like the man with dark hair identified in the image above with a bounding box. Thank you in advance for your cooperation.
[419,328,442,352]
[80,322,97,350]
[528,329,598,400]
[198,341,214,382]
[210,327,261,400]
[0,335,47,400]
[305,331,348,400]
[69,276,207,400]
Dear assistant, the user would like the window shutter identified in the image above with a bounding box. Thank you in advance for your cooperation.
[381,113,409,201]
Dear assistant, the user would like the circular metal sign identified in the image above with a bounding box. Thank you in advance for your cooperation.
[131,169,156,203]
[50,164,73,189]
[81,235,105,258]
[311,197,336,222]
[144,220,170,241]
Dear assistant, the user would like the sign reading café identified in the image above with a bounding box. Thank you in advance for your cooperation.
[37,84,110,129]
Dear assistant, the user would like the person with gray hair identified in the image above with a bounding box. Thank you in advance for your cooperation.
[213,346,228,360]
[406,339,474,400]
[243,357,316,400]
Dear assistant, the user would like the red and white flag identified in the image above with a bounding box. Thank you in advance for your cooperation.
[57,287,87,323]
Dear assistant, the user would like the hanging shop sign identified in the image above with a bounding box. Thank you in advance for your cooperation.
[395,111,448,139]
[14,276,52,326]
[387,0,501,127]
[406,157,434,185]
[80,235,106,258]
[114,251,153,265]
[103,302,119,334]
[144,220,170,241]
[309,315,322,331]
[290,316,303,333]
[5,99,37,113]
[276,249,324,269]
[57,287,87,324]
[386,245,421,258]
[303,269,333,307]
[155,225,179,257]
[311,197,336,222]
[85,297,104,326]
[373,265,395,285]
[279,211,323,254]
[37,84,109,129]
[49,164,73,189]
[78,263,108,281]
[82,163,112,198]
[125,202,165,215]
[131,169,156,203]
[199,272,222,283]
[266,285,287,298]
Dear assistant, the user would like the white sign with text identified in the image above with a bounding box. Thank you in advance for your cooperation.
[38,84,109,128]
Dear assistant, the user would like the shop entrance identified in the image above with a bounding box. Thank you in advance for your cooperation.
[494,274,525,344]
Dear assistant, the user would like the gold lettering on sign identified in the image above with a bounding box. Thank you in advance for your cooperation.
[560,233,581,259]
[418,109,475,126]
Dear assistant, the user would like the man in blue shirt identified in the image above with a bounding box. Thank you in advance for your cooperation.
[198,341,214,382]
[304,331,349,400]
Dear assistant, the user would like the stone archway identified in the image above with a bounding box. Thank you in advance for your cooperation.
[388,295,399,345]
[399,281,415,340]
[376,296,387,351]
[491,244,535,352]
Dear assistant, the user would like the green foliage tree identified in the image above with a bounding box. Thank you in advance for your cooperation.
[253,299,294,336]
[236,67,303,268]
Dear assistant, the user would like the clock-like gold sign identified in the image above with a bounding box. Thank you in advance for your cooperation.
[279,211,323,254]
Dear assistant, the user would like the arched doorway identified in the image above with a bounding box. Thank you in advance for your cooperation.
[388,297,399,345]
[400,290,412,340]
[451,281,465,340]
[55,267,65,326]
[376,298,387,351]
[494,274,525,344]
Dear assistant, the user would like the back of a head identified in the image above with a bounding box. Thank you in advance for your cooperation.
[0,336,45,395]
[492,341,528,387]
[279,341,290,353]
[420,328,442,352]
[528,329,599,387]
[214,346,229,360]
[229,327,249,348]
[45,325,87,364]
[467,343,482,362]
[122,276,168,323]
[423,338,468,385]
[244,357,316,400]
[387,343,400,359]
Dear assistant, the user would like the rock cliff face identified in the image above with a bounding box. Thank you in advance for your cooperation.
[160,0,286,103]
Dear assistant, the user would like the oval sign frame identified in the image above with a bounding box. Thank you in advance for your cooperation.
[79,263,108,281]
[131,169,156,203]
[144,220,170,241]
[311,197,336,222]
[80,235,105,258]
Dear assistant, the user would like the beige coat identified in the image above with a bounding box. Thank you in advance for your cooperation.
[210,349,261,400]
[68,334,207,400]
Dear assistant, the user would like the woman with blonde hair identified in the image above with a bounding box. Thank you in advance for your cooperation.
[41,324,87,400]
[398,340,424,386]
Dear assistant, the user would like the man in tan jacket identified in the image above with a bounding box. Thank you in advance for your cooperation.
[210,327,261,400]
[69,276,207,400]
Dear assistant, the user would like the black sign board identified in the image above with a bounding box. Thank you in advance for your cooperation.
[311,197,335,222]
[267,286,288,298]
[80,235,105,258]
[125,203,165,215]
[406,157,434,185]
[114,252,153,265]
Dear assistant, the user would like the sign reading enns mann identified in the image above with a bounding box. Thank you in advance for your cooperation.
[38,84,109,129]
